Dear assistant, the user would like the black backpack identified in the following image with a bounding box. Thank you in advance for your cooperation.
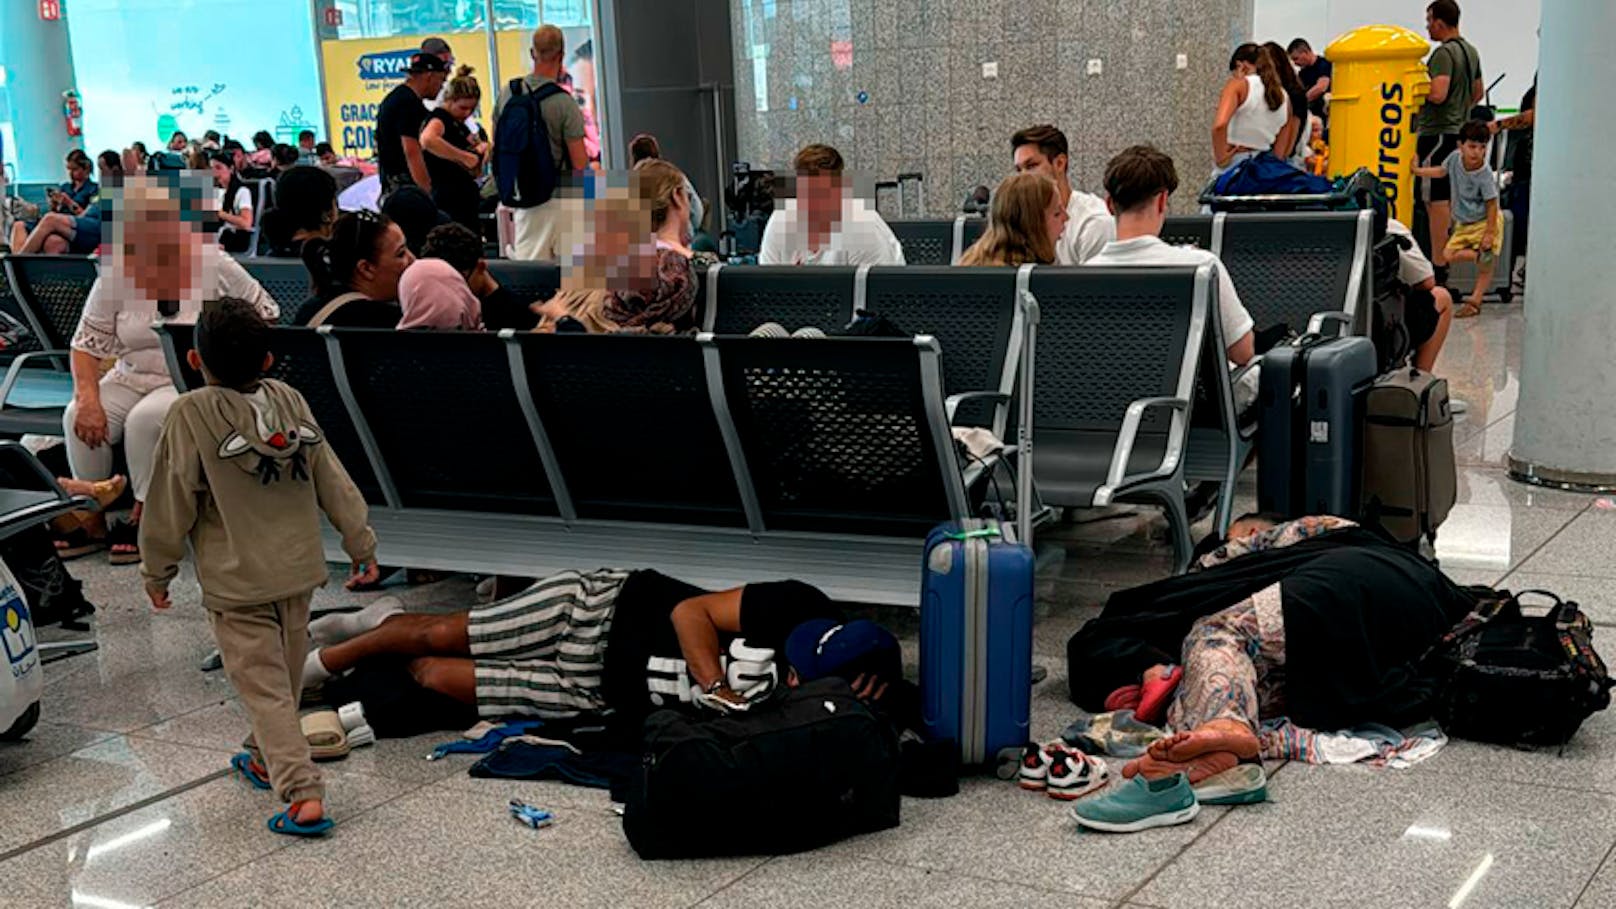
[493,78,569,209]
[1369,233,1413,373]
[622,677,901,859]
[1425,589,1612,748]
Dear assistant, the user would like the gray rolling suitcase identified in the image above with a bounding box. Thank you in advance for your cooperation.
[1361,367,1457,544]
[1257,335,1379,519]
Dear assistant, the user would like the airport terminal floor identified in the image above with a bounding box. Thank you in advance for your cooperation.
[6,304,1614,908]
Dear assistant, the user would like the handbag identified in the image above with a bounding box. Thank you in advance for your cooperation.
[1425,589,1612,748]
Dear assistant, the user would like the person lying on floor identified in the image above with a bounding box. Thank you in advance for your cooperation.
[301,570,912,728]
[1066,514,1474,783]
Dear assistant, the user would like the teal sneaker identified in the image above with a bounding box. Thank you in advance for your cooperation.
[1070,773,1199,833]
[1192,763,1268,806]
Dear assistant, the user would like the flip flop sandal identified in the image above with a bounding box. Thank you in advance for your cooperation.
[268,807,334,838]
[53,527,106,560]
[230,752,273,791]
[106,521,141,566]
[1455,302,1483,319]
[300,709,351,761]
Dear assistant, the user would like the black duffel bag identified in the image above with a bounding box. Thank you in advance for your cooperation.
[1426,589,1613,748]
[622,677,901,859]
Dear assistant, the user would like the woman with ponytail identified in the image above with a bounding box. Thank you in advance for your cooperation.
[1213,43,1289,173]
[419,64,489,232]
[1263,41,1311,168]
[295,210,414,327]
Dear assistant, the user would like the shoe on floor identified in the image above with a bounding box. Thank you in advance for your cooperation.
[1046,749,1108,801]
[1192,763,1268,806]
[1071,772,1199,833]
[1135,665,1183,726]
[1017,742,1055,790]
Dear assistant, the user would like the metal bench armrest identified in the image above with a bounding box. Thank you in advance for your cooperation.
[1094,396,1190,506]
[1305,310,1353,336]
[945,390,1011,424]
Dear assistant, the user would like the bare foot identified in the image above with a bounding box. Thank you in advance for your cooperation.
[1121,750,1239,784]
[1162,719,1260,762]
[289,799,324,824]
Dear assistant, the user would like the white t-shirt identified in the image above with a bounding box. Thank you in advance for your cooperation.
[1056,190,1116,265]
[1386,219,1435,287]
[759,198,906,266]
[217,185,254,236]
[1084,236,1255,350]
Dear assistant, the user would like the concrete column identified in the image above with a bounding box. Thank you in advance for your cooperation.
[1507,1,1616,490]
[0,2,78,183]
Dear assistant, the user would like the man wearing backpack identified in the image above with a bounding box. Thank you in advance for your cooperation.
[1417,0,1485,283]
[494,25,589,261]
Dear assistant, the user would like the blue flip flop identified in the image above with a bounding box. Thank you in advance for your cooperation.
[268,809,334,838]
[230,752,272,791]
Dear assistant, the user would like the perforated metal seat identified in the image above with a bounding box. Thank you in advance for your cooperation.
[1218,211,1371,336]
[1161,215,1216,251]
[0,255,97,437]
[239,259,312,325]
[888,220,955,265]
[705,266,858,335]
[486,261,562,307]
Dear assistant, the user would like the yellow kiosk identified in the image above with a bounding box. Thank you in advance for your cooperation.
[1325,25,1432,224]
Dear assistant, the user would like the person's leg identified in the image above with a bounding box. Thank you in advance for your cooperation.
[7,220,26,251]
[1413,285,1452,373]
[316,612,472,675]
[40,235,69,254]
[19,213,71,254]
[63,377,140,484]
[407,656,477,704]
[1427,201,1453,268]
[208,597,325,812]
[123,384,179,503]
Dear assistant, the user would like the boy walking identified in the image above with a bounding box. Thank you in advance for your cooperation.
[1413,120,1503,317]
[141,299,379,837]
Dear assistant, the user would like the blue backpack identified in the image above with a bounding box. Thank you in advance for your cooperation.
[494,78,570,209]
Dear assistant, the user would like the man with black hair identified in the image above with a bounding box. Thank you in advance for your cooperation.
[1287,38,1332,124]
[1011,124,1115,264]
[142,298,378,838]
[420,222,537,330]
[1084,146,1258,408]
[1419,0,1485,282]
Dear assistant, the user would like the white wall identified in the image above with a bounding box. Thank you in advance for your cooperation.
[1255,0,1540,109]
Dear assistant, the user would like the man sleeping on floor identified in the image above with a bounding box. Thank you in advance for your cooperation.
[1066,515,1476,782]
[301,569,912,730]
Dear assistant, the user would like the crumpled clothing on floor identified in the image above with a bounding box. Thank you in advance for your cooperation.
[1060,708,1167,758]
[1259,718,1447,768]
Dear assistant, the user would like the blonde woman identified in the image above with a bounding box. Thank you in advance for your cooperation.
[958,172,1068,267]
[420,64,489,232]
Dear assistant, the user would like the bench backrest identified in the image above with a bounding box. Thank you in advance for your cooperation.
[703,265,858,335]
[1026,266,1205,436]
[0,259,43,357]
[888,220,958,265]
[239,258,311,325]
[712,334,964,537]
[1162,215,1217,251]
[862,265,1021,431]
[2,254,98,350]
[485,260,562,307]
[1216,210,1370,335]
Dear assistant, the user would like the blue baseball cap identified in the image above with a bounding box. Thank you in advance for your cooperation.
[784,618,901,683]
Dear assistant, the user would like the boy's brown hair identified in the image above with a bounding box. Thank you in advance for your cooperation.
[1103,145,1179,212]
[793,144,845,177]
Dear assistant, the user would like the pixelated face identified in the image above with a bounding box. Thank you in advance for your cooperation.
[1044,190,1070,246]
[1459,139,1488,168]
[797,173,846,226]
[363,223,415,299]
[120,201,205,303]
[1014,145,1067,180]
[445,96,478,121]
[210,160,232,187]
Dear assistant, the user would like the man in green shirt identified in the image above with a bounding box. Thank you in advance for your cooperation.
[1417,0,1485,282]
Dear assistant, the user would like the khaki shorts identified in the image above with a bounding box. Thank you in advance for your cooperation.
[1446,213,1505,264]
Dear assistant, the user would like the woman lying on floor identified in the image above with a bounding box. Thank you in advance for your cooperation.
[1066,514,1475,783]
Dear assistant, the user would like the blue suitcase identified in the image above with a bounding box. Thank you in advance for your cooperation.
[1256,335,1378,519]
[920,519,1034,766]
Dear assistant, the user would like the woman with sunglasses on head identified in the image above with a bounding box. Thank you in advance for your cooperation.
[295,211,415,328]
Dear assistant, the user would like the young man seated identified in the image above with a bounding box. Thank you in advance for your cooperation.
[1068,514,1472,784]
[759,143,905,267]
[302,570,905,723]
[1084,145,1260,411]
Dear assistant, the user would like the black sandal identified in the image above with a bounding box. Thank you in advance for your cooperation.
[107,520,141,566]
[53,527,107,561]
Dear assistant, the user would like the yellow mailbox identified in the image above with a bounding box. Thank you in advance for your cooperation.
[1326,25,1432,224]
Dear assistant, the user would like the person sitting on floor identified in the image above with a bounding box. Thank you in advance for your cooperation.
[397,257,484,331]
[419,222,536,331]
[957,171,1067,267]
[298,569,905,728]
[1084,144,1259,412]
[295,211,414,328]
[1066,513,1473,785]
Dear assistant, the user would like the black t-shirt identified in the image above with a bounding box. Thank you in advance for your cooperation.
[481,284,540,331]
[1299,57,1332,118]
[375,84,427,186]
[423,110,477,196]
[598,570,843,718]
[293,294,403,328]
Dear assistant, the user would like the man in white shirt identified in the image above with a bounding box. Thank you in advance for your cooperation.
[1011,124,1115,265]
[759,144,905,266]
[1383,218,1462,411]
[1084,145,1258,409]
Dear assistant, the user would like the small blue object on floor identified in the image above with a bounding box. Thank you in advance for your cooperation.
[268,809,334,838]
[230,752,272,791]
[5,370,74,409]
[509,800,554,829]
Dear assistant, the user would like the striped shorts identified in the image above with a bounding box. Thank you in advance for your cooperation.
[466,569,631,718]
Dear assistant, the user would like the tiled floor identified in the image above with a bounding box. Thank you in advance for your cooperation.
[7,303,1616,909]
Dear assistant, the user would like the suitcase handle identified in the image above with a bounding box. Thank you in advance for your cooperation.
[943,527,1001,542]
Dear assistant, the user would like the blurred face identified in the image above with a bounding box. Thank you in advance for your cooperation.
[1013,145,1068,183]
[1289,48,1313,69]
[168,134,188,152]
[798,173,846,227]
[445,96,478,121]
[124,205,202,301]
[1458,138,1487,169]
[358,224,414,299]
[66,160,90,184]
[1043,190,1069,246]
[423,71,448,97]
[1425,9,1443,39]
[319,149,338,166]
[121,148,142,172]
[299,135,316,151]
[210,160,232,187]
